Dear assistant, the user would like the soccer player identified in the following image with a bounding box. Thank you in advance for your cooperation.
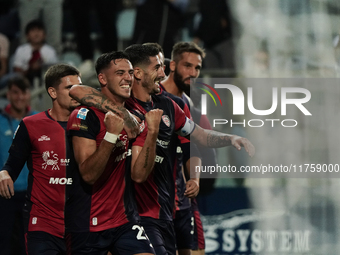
[0,63,81,254]
[69,44,254,255]
[144,42,202,255]
[161,41,213,255]
[67,51,161,254]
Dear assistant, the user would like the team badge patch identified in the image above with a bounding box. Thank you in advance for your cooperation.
[162,115,171,127]
[77,108,89,120]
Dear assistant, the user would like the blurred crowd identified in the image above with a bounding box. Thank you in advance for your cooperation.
[0,0,236,89]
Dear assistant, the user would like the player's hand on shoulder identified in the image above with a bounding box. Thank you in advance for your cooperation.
[104,112,124,135]
[145,109,163,134]
[0,170,14,199]
[231,135,255,157]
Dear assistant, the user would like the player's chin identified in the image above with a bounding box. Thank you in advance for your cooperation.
[70,102,81,110]
[154,87,160,94]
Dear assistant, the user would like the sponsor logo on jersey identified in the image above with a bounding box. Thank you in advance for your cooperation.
[156,138,170,148]
[162,115,171,127]
[77,108,89,120]
[71,123,88,131]
[60,158,70,166]
[49,177,73,185]
[115,134,128,148]
[38,135,51,141]
[114,149,131,162]
[42,151,60,170]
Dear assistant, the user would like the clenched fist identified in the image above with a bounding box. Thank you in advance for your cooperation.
[104,112,124,135]
[145,109,163,134]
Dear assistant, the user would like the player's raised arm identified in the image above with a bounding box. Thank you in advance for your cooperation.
[72,112,124,185]
[131,109,163,183]
[69,85,140,139]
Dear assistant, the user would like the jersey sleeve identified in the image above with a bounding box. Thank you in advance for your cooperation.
[2,120,31,181]
[67,107,100,140]
[170,99,195,137]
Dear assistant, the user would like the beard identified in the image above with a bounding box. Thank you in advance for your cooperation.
[173,69,191,96]
[142,79,160,95]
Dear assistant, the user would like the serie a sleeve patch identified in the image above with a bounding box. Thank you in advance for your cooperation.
[76,108,89,120]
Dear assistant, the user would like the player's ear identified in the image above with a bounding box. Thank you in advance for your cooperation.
[98,73,107,86]
[169,61,176,72]
[48,87,57,99]
[134,67,143,80]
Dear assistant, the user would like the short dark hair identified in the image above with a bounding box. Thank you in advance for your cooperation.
[124,44,159,69]
[95,51,130,75]
[171,42,205,63]
[25,19,45,35]
[7,74,31,91]
[143,42,164,57]
[44,64,80,92]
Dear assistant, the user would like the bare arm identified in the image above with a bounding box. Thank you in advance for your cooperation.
[183,156,201,198]
[131,109,163,183]
[189,124,255,157]
[69,85,140,139]
[73,112,124,185]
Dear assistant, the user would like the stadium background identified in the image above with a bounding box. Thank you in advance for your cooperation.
[2,0,340,254]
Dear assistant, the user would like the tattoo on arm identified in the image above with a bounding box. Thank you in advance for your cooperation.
[207,131,231,148]
[73,89,125,116]
[143,147,150,168]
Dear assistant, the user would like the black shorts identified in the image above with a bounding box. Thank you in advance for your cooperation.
[173,208,193,250]
[26,231,66,255]
[140,217,176,255]
[67,222,155,255]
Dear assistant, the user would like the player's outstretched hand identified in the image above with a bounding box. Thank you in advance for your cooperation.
[104,112,124,135]
[230,135,255,157]
[184,179,199,198]
[145,109,163,134]
[123,111,140,139]
[0,170,14,199]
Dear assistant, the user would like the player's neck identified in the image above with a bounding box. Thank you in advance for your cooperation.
[102,91,125,107]
[132,82,152,102]
[162,75,183,97]
[49,106,71,122]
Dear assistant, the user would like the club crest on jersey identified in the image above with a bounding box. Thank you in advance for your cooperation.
[77,108,89,120]
[42,151,59,170]
[162,115,171,127]
[139,120,145,132]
